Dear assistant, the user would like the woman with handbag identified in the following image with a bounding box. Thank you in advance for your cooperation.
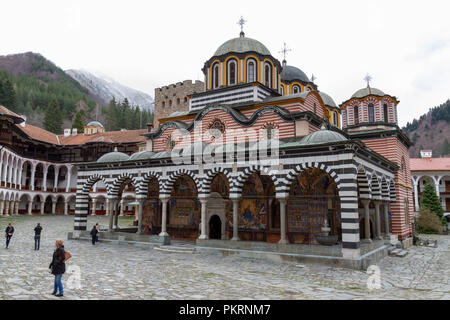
[49,239,71,297]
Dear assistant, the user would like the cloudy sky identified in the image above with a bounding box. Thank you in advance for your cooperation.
[1,0,449,126]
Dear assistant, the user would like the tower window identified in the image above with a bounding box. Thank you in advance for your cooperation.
[176,98,180,106]
[213,63,219,89]
[162,101,165,108]
[228,60,237,85]
[247,60,256,83]
[383,104,388,122]
[292,85,300,94]
[313,103,317,114]
[169,100,172,107]
[354,106,359,124]
[279,85,284,95]
[333,112,338,126]
[264,63,272,87]
[368,104,374,122]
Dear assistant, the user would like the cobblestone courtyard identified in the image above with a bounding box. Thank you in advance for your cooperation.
[0,215,448,300]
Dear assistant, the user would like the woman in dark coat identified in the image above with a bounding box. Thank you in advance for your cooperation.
[90,224,99,245]
[49,240,66,297]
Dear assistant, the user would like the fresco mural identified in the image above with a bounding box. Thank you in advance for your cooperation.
[239,173,266,231]
[142,177,160,234]
[287,168,341,244]
[168,175,200,239]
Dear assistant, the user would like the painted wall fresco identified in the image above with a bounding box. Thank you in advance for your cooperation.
[239,173,267,231]
[287,168,341,244]
[169,175,200,228]
[142,200,158,234]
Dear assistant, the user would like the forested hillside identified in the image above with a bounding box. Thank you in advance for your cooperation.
[403,99,450,158]
[0,52,153,134]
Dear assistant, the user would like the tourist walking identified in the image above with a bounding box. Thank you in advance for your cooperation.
[49,240,70,297]
[34,223,43,250]
[90,224,99,245]
[5,223,14,249]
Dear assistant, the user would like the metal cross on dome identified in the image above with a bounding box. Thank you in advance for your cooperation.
[364,73,372,87]
[237,16,246,33]
[279,42,292,62]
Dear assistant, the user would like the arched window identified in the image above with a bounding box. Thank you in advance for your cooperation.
[368,103,375,122]
[383,104,389,122]
[264,63,272,87]
[176,98,180,106]
[264,123,275,140]
[212,63,219,89]
[184,97,188,103]
[247,59,256,83]
[162,101,165,108]
[169,100,172,107]
[354,106,359,124]
[227,60,237,85]
[279,85,284,95]
[313,103,317,114]
[292,85,300,94]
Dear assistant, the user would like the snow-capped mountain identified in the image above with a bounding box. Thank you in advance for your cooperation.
[66,69,154,112]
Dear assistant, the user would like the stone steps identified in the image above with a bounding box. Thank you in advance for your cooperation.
[154,245,196,254]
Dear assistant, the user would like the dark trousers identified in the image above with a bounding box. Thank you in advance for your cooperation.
[35,235,41,250]
[6,236,12,248]
[91,235,98,245]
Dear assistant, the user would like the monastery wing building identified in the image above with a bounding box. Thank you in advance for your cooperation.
[71,29,414,268]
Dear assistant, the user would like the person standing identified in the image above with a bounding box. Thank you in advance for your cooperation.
[90,224,99,245]
[34,223,43,250]
[5,223,14,249]
[49,240,69,297]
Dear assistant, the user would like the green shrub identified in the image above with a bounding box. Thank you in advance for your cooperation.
[416,208,442,234]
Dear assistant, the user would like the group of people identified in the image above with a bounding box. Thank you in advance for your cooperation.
[4,221,101,298]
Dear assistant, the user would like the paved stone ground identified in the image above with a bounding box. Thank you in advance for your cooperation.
[0,215,448,300]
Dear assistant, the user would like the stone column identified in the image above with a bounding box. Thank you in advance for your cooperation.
[433,176,442,200]
[53,166,60,192]
[413,181,420,212]
[105,199,110,217]
[137,199,144,234]
[40,201,45,215]
[374,201,382,240]
[64,201,69,215]
[108,199,115,231]
[159,198,169,237]
[42,167,48,191]
[91,199,97,216]
[362,200,372,243]
[9,201,15,216]
[114,201,119,229]
[14,201,19,215]
[65,170,71,192]
[279,198,287,244]
[51,200,56,215]
[119,200,124,217]
[30,164,36,190]
[0,200,4,215]
[27,200,32,215]
[198,198,208,240]
[383,202,390,239]
[5,201,10,217]
[231,199,239,241]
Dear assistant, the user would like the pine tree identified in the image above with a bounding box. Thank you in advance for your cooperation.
[44,99,63,134]
[420,179,446,226]
[2,79,17,110]
[72,109,86,133]
[442,138,450,156]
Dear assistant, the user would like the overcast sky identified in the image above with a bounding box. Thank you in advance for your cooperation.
[1,0,449,126]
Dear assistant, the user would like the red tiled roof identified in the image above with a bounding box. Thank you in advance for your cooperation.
[410,158,450,171]
[16,123,146,146]
[0,105,22,119]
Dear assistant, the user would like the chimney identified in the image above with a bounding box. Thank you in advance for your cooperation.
[19,115,27,127]
[420,150,432,158]
[64,129,71,137]
[146,123,153,132]
[72,128,78,136]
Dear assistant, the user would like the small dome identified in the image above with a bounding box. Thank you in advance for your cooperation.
[280,65,310,83]
[129,150,155,160]
[318,92,337,108]
[351,86,385,99]
[97,149,129,163]
[298,129,347,146]
[214,36,271,57]
[86,121,104,128]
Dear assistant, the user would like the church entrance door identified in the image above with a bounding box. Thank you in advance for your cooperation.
[209,215,222,239]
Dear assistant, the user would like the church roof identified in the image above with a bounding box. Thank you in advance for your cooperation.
[129,150,155,160]
[351,86,385,98]
[280,65,310,83]
[298,129,347,146]
[318,91,338,109]
[97,149,130,163]
[214,36,271,57]
[410,157,450,171]
[86,121,104,128]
